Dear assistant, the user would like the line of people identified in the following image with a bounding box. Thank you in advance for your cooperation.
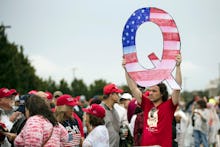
[0,54,182,147]
[4,54,220,147]
[0,86,134,147]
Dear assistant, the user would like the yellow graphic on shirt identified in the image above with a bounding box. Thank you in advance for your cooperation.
[147,107,158,127]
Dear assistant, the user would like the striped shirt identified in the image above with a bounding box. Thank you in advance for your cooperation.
[14,115,68,147]
[61,118,81,147]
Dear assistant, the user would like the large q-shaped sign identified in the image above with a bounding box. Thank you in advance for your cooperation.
[122,7,181,90]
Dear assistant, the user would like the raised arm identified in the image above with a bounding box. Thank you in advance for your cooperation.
[172,54,182,105]
[122,58,142,104]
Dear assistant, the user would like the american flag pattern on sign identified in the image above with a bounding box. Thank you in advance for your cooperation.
[122,7,181,90]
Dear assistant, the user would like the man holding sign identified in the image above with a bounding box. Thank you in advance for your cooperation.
[122,54,182,147]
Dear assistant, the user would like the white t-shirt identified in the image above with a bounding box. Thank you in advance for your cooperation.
[129,114,137,137]
[83,125,109,147]
[114,103,128,125]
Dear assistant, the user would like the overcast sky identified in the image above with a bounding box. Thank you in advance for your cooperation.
[1,0,220,92]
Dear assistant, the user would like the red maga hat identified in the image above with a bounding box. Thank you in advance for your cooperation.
[103,84,123,95]
[0,88,17,98]
[28,90,38,95]
[45,91,53,100]
[56,94,77,107]
[83,104,106,118]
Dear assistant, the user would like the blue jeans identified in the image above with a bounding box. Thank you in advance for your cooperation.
[193,130,208,147]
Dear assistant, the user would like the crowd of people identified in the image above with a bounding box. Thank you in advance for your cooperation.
[0,54,220,147]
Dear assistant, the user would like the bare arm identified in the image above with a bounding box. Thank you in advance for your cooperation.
[4,132,17,142]
[122,59,142,104]
[172,54,182,105]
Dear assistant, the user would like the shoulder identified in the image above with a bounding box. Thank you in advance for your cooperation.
[95,125,108,132]
[161,98,176,108]
[100,102,108,110]
[26,115,53,130]
[161,99,177,112]
[88,125,109,139]
[114,103,126,112]
[140,94,151,109]
[27,115,50,125]
[141,94,150,103]
[28,115,43,120]
[26,115,42,123]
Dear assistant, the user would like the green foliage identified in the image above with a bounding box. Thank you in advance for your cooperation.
[0,25,46,94]
[88,79,107,99]
[181,91,194,103]
[44,76,58,92]
[120,85,131,93]
[58,79,71,94]
[71,78,88,97]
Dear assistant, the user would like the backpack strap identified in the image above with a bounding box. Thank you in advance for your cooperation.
[41,127,53,147]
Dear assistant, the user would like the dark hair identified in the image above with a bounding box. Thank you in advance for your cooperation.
[134,106,143,114]
[102,95,109,100]
[137,84,146,93]
[25,95,58,126]
[89,98,102,105]
[196,100,207,109]
[89,114,105,127]
[157,83,168,102]
[103,93,117,100]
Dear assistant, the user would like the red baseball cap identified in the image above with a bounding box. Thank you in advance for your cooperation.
[103,84,123,95]
[0,88,17,98]
[83,104,106,118]
[28,90,38,95]
[56,94,77,107]
[45,91,53,100]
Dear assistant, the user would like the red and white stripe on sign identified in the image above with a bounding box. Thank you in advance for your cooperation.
[122,7,181,89]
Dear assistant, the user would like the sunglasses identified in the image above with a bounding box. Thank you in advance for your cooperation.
[150,107,157,118]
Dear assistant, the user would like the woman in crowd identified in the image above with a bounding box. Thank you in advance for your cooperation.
[54,94,82,147]
[82,104,109,147]
[14,94,68,146]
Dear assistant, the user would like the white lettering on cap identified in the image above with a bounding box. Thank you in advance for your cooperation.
[67,97,73,102]
[3,89,9,93]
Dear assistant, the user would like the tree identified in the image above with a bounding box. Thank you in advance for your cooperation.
[120,84,131,93]
[44,76,58,93]
[181,91,193,104]
[0,24,45,94]
[58,79,71,94]
[71,78,88,98]
[88,79,107,99]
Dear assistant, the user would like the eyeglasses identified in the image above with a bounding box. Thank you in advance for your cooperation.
[54,95,60,99]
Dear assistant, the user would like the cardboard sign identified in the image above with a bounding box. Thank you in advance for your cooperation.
[122,7,181,89]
